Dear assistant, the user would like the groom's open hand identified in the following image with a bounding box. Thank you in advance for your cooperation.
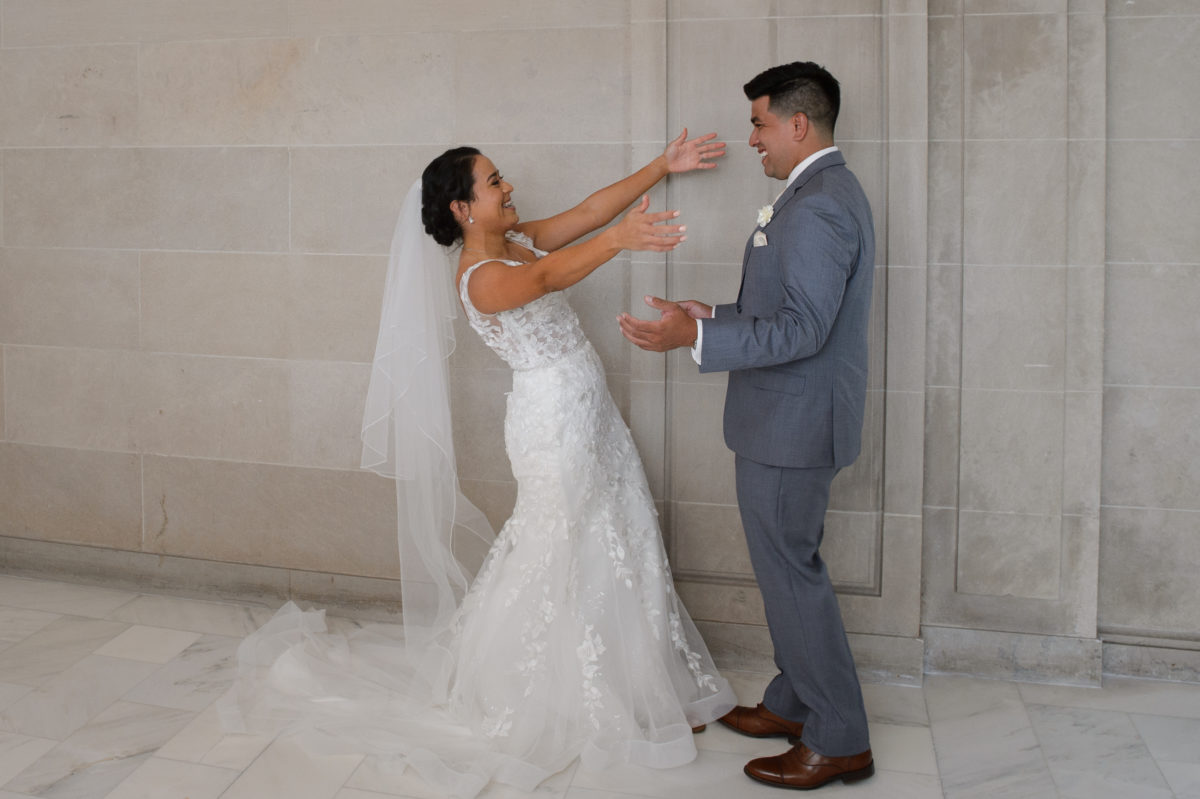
[618,296,705,352]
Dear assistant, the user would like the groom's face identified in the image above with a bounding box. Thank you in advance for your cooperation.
[748,95,800,180]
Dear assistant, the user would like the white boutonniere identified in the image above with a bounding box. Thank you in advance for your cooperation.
[757,204,773,228]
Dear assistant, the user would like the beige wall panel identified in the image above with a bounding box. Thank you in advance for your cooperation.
[138,34,455,146]
[777,16,884,143]
[672,501,750,577]
[2,0,288,47]
[887,145,929,269]
[4,147,289,251]
[959,388,1064,514]
[929,13,963,141]
[668,16,772,145]
[927,142,963,269]
[1065,265,1104,393]
[965,0,1066,12]
[1105,264,1200,386]
[140,354,292,463]
[963,141,1066,266]
[926,261,962,388]
[930,0,962,13]
[140,252,385,363]
[956,511,1062,600]
[963,11,1066,140]
[822,511,882,593]
[671,0,772,17]
[668,381,735,505]
[450,367,512,484]
[289,145,441,255]
[676,579,766,627]
[0,249,138,349]
[137,39,297,146]
[565,258,631,377]
[288,0,628,37]
[886,267,926,392]
[288,255,387,363]
[1106,0,1199,15]
[840,514,924,636]
[1102,386,1200,511]
[961,266,1066,391]
[142,455,400,578]
[1107,15,1200,140]
[455,27,627,145]
[780,0,882,13]
[829,389,884,513]
[4,347,141,452]
[1059,511,1099,638]
[668,18,775,265]
[0,45,137,147]
[887,12,930,143]
[1100,507,1200,636]
[1066,141,1105,270]
[0,443,141,549]
[883,390,924,517]
[923,387,960,509]
[924,511,1087,637]
[0,348,5,437]
[1062,390,1102,517]
[140,252,290,359]
[1067,8,1105,139]
[1107,140,1200,265]
[630,18,667,144]
[287,361,371,471]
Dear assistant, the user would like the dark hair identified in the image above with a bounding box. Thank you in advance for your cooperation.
[421,146,480,247]
[743,61,840,135]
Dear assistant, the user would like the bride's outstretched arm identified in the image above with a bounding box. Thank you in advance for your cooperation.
[465,196,684,315]
[515,129,724,252]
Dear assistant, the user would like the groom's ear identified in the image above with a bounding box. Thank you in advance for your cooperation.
[790,112,809,142]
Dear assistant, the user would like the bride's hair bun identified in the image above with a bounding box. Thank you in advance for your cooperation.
[421,147,481,247]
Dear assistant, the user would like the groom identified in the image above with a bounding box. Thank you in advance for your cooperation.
[618,62,874,790]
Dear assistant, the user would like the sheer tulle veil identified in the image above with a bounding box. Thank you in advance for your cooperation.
[360,179,496,664]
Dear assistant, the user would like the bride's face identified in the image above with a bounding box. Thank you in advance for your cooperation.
[465,156,518,230]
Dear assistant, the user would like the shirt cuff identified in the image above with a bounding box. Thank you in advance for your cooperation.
[690,312,709,366]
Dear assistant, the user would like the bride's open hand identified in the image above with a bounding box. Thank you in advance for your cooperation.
[611,195,687,252]
[663,128,726,173]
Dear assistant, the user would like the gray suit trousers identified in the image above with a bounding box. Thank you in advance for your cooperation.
[734,455,870,756]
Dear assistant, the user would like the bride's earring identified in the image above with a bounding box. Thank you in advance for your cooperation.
[468,216,474,224]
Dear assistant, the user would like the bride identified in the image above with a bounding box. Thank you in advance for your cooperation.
[219,130,736,798]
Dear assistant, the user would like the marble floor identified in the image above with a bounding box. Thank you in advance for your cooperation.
[0,573,1197,799]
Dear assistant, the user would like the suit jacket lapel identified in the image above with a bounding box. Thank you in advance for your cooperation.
[735,150,846,310]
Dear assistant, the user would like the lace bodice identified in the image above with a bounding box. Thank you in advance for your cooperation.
[458,231,589,371]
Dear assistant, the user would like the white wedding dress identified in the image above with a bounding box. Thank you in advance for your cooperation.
[219,231,734,798]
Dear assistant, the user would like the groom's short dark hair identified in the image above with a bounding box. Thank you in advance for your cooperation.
[744,62,840,135]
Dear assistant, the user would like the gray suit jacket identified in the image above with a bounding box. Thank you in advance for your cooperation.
[700,150,874,469]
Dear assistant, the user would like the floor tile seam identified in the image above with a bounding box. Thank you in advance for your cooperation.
[1022,698,1080,799]
[1017,690,1200,722]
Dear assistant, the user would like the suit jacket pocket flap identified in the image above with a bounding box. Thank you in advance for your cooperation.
[747,370,806,395]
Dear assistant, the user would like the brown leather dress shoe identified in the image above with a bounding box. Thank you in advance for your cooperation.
[744,744,874,790]
[691,724,706,733]
[717,703,805,740]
